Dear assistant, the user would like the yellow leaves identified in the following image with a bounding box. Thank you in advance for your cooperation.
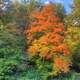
[65,26,80,50]
[27,40,41,56]
[67,26,80,33]
[28,39,51,59]
[39,46,49,58]
[28,45,38,56]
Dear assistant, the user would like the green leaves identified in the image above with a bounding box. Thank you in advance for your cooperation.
[0,23,26,79]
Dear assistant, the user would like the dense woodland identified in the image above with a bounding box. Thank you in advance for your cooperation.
[0,0,80,80]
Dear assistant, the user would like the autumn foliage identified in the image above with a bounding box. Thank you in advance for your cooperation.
[25,4,71,76]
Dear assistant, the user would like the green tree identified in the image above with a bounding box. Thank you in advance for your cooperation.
[65,0,80,72]
[55,3,66,21]
[0,22,27,80]
[0,1,28,79]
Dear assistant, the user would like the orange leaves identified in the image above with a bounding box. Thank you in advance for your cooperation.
[28,26,48,33]
[43,32,64,45]
[54,57,71,73]
[28,46,38,56]
[54,27,65,33]
[32,11,45,19]
[26,4,71,76]
[42,4,55,16]
[57,44,70,56]
[54,57,63,68]
[39,36,49,45]
[52,44,70,56]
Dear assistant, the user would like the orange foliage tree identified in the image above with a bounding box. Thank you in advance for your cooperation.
[25,4,71,76]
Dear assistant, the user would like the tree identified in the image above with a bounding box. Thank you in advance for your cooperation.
[0,22,27,79]
[25,4,71,76]
[65,0,80,72]
[0,1,28,79]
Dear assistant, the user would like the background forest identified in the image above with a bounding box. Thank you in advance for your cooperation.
[0,0,80,80]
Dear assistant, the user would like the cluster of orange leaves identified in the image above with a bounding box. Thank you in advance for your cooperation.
[25,4,71,75]
[53,57,71,74]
